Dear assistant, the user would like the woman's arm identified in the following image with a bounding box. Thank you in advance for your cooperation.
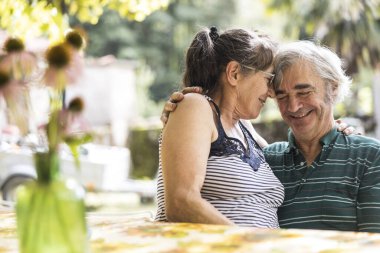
[162,93,234,225]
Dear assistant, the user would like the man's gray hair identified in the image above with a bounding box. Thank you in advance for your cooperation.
[272,40,351,104]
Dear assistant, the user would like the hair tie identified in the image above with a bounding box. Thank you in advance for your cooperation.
[209,26,219,42]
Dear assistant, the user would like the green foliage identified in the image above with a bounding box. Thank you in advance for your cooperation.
[267,0,380,74]
[0,0,169,41]
[128,127,161,179]
[74,0,237,103]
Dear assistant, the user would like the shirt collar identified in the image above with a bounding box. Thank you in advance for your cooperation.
[285,126,339,153]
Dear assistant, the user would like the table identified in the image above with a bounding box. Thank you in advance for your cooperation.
[1,211,380,253]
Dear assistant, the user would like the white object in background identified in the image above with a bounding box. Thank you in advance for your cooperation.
[0,143,156,202]
[0,144,126,197]
[65,59,137,146]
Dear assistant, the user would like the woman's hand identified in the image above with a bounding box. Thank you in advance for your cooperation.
[160,87,203,126]
[336,119,362,135]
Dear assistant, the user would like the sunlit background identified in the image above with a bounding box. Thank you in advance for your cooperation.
[1,0,380,213]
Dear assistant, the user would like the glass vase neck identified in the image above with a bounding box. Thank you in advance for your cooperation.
[34,151,60,183]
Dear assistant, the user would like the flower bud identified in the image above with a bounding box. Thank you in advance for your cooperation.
[46,44,71,69]
[65,30,85,50]
[3,38,25,53]
[68,97,85,112]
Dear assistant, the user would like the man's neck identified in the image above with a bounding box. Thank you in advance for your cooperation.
[294,122,335,166]
[296,140,322,166]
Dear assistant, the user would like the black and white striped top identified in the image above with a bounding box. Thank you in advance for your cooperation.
[155,97,284,228]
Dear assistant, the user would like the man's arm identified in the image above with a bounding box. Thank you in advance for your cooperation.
[357,150,380,232]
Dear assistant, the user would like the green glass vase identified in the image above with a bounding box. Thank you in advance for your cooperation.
[16,151,89,253]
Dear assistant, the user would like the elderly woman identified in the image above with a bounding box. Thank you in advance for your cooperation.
[155,27,284,227]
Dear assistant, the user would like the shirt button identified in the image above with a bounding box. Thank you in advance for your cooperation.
[301,178,307,183]
[300,162,305,166]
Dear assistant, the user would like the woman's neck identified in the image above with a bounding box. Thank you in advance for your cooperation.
[211,88,239,128]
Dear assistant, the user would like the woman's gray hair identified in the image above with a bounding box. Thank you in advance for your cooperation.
[272,41,351,104]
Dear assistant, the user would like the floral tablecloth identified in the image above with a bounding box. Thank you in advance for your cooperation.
[1,211,380,253]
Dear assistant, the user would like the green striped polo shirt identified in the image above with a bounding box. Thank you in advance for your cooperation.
[264,127,380,232]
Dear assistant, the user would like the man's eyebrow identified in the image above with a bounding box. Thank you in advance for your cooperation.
[275,83,314,95]
[294,83,314,89]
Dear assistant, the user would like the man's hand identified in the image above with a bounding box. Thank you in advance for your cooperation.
[160,87,203,126]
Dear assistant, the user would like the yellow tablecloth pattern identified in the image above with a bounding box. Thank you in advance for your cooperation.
[1,212,380,252]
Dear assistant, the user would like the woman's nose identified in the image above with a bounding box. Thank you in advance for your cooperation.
[267,88,275,98]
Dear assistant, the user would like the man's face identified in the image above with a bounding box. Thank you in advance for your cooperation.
[274,61,334,142]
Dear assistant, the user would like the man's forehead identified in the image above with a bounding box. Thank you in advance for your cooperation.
[275,83,315,94]
[276,61,320,92]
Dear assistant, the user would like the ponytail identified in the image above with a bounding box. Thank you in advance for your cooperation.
[182,27,220,95]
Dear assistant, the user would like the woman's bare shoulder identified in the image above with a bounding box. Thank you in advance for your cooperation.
[173,93,212,115]
[163,93,215,141]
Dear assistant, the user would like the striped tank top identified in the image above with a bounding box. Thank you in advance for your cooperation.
[155,96,284,227]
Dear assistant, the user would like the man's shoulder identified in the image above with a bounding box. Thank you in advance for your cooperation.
[338,133,380,148]
[263,141,289,154]
[333,134,380,163]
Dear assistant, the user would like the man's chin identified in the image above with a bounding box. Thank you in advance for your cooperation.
[289,125,312,138]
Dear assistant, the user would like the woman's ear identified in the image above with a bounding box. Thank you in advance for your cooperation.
[225,61,240,87]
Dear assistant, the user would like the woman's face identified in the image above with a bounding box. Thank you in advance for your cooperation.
[235,66,274,120]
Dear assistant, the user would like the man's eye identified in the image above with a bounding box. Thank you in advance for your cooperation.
[276,95,287,100]
[299,91,313,97]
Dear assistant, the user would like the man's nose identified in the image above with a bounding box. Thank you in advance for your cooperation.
[287,95,302,112]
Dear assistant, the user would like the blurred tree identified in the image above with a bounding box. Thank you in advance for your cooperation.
[267,0,380,118]
[78,0,237,102]
[0,0,169,41]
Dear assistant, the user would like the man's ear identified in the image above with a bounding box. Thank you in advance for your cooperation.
[225,61,240,87]
[330,81,339,103]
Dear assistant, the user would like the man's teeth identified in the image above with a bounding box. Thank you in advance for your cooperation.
[292,112,308,118]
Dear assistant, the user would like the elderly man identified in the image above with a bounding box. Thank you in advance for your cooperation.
[161,41,380,232]
[265,41,380,232]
